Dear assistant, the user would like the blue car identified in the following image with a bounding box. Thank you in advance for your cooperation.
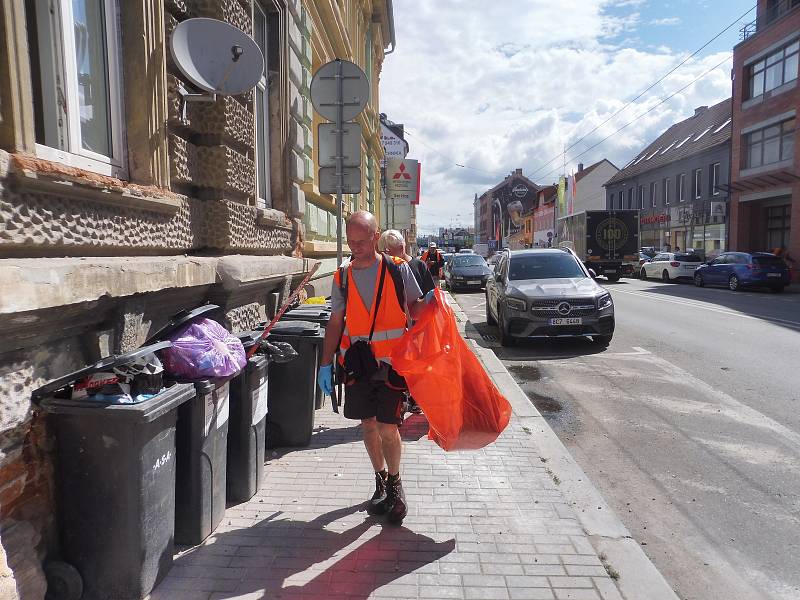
[693,252,790,292]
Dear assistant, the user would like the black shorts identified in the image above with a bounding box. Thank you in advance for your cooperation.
[343,365,407,425]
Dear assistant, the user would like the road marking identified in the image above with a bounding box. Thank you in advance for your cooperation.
[613,288,800,329]
[638,352,800,452]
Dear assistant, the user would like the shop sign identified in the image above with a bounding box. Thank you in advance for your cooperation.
[641,213,670,225]
[710,202,726,217]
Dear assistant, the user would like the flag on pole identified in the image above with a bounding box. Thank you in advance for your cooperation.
[557,176,566,217]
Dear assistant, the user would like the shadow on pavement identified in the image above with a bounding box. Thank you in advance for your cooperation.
[178,504,454,600]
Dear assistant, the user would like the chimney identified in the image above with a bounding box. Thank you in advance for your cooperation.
[694,106,708,116]
[578,163,584,172]
[515,168,522,175]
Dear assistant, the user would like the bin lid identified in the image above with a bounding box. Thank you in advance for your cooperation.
[264,320,321,336]
[144,304,221,345]
[39,381,196,422]
[281,309,330,323]
[31,341,173,402]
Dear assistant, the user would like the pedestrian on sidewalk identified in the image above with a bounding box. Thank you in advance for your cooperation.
[421,242,444,288]
[317,211,434,525]
[378,229,435,295]
[378,229,431,416]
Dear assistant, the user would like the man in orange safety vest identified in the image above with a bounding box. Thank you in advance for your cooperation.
[317,211,434,525]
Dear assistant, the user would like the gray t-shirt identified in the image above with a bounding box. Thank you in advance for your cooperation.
[331,257,423,314]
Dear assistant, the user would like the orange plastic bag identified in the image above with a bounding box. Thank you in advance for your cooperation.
[391,289,512,451]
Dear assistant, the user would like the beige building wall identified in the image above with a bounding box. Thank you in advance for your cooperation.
[0,1,393,595]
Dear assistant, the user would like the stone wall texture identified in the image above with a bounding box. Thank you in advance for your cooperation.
[205,199,293,253]
[0,186,200,254]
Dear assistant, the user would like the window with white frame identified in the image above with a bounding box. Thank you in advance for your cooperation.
[677,173,686,202]
[663,178,670,205]
[650,181,657,207]
[747,39,799,99]
[744,117,795,169]
[26,0,125,175]
[711,163,721,196]
[638,185,645,209]
[694,169,702,199]
[254,3,271,208]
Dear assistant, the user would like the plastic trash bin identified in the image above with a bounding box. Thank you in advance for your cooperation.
[278,307,329,409]
[33,343,195,600]
[259,320,324,447]
[227,332,269,503]
[145,304,233,546]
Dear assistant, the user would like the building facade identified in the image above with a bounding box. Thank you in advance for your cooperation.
[0,1,394,596]
[570,160,620,215]
[605,100,732,257]
[476,169,539,250]
[534,185,557,247]
[730,0,799,277]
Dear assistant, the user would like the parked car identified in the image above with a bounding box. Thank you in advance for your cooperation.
[640,252,702,281]
[444,254,492,291]
[458,249,475,254]
[485,248,615,347]
[693,252,790,292]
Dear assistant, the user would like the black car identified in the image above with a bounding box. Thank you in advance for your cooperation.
[444,255,492,291]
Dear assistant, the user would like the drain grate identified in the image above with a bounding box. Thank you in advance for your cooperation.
[481,333,497,342]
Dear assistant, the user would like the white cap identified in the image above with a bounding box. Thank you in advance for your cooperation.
[429,242,437,248]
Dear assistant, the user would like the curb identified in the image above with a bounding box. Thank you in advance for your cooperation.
[444,292,679,600]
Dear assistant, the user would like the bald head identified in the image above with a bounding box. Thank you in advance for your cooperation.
[346,211,380,265]
[347,210,378,235]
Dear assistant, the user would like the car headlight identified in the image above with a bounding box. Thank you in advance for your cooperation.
[597,293,613,311]
[505,297,526,311]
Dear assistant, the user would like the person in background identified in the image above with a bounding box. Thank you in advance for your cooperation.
[379,230,435,295]
[378,229,432,416]
[317,212,434,525]
[421,242,444,287]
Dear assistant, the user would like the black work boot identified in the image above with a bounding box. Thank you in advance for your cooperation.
[367,470,389,515]
[386,474,407,525]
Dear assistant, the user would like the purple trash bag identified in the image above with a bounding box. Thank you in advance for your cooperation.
[161,318,247,379]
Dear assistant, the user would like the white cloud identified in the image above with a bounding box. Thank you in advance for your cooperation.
[650,17,682,25]
[380,0,732,232]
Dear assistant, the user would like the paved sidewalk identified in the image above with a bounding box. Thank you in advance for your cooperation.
[149,295,672,600]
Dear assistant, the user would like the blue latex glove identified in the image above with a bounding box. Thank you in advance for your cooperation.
[424,289,436,304]
[318,364,333,396]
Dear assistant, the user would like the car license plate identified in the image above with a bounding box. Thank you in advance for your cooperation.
[467,280,481,285]
[605,269,616,274]
[549,318,582,325]
[683,265,695,270]
[767,273,781,277]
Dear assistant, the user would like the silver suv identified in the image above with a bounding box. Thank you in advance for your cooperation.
[485,248,615,346]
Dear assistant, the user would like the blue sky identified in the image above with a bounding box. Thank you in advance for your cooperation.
[381,0,758,233]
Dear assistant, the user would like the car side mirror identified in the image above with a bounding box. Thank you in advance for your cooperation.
[588,269,597,279]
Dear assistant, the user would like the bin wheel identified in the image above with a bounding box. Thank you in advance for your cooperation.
[44,561,83,600]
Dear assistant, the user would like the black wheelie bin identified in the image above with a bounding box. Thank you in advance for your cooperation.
[227,331,270,503]
[257,320,324,447]
[145,305,236,546]
[279,306,330,409]
[34,342,195,600]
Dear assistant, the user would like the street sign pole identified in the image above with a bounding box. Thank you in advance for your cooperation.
[335,59,344,266]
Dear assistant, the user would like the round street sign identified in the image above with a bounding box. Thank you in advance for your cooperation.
[310,60,370,122]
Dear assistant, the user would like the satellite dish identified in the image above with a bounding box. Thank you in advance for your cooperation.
[170,18,264,95]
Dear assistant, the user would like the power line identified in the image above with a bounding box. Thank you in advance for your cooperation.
[533,54,732,185]
[525,3,756,181]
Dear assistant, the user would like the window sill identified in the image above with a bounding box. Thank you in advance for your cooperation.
[35,144,126,179]
[739,159,795,178]
[742,79,798,110]
[256,208,292,229]
[8,153,182,215]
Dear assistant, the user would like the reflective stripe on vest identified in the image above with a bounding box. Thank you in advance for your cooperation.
[335,257,408,364]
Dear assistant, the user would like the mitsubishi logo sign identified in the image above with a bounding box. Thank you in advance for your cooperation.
[392,162,412,180]
[556,302,572,316]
